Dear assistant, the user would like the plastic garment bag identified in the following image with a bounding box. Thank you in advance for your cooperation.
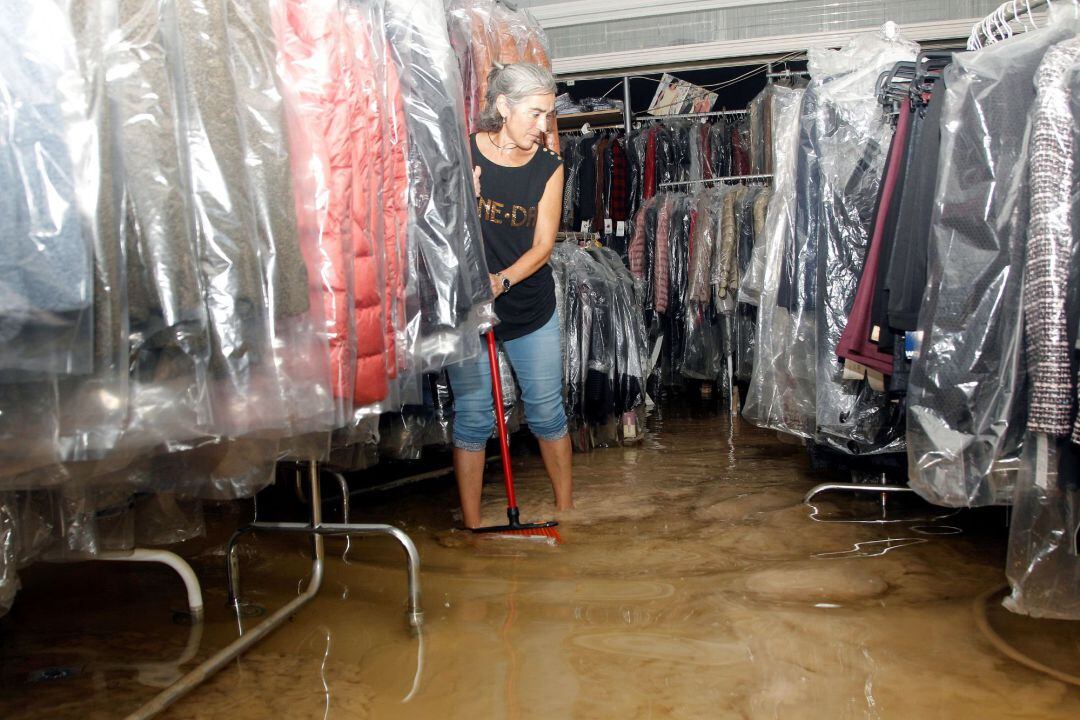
[0,1,133,478]
[732,189,760,383]
[0,0,96,378]
[1005,435,1080,619]
[1023,36,1080,440]
[808,29,916,455]
[229,0,336,448]
[553,244,607,423]
[739,187,774,306]
[382,0,494,370]
[742,86,812,436]
[681,189,723,381]
[907,21,1079,507]
[593,248,647,416]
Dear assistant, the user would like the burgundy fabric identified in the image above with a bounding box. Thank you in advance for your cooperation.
[836,105,913,377]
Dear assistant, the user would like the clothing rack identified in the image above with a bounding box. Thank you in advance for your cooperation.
[126,460,424,719]
[967,0,1055,50]
[557,231,601,244]
[636,109,749,124]
[558,122,625,135]
[658,173,773,190]
[766,70,810,81]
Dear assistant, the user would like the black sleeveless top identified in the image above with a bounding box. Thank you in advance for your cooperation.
[471,134,563,341]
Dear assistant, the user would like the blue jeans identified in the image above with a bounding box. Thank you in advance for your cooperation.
[446,312,567,451]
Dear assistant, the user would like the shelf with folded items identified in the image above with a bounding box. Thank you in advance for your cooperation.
[555,109,625,131]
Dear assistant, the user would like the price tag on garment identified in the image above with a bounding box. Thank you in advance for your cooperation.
[904,331,920,360]
[616,221,626,237]
[870,325,881,343]
[580,220,591,233]
[604,219,613,235]
[1035,434,1051,490]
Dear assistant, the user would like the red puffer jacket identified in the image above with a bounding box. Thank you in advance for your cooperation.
[343,3,389,408]
[272,0,389,408]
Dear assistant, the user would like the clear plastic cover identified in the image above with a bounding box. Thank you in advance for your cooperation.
[742,85,813,437]
[0,0,96,379]
[738,187,773,306]
[0,494,19,615]
[228,0,335,447]
[0,1,132,478]
[681,188,723,381]
[383,0,494,370]
[446,0,557,150]
[1004,434,1080,620]
[552,243,646,426]
[907,21,1079,506]
[808,28,917,455]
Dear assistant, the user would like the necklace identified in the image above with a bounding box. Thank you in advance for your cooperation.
[487,131,516,154]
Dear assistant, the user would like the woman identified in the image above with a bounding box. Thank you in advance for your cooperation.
[447,62,572,529]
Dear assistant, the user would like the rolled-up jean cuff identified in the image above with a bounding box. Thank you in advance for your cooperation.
[532,426,568,443]
[453,437,488,452]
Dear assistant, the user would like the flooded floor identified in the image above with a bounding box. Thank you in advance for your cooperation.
[2,404,1079,719]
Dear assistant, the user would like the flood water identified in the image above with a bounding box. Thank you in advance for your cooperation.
[2,404,1079,718]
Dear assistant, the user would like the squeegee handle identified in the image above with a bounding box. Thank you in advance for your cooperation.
[486,331,518,509]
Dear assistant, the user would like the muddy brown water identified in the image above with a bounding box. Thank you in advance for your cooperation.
[2,407,1078,719]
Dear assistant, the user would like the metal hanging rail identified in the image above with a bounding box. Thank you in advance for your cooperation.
[968,0,1053,50]
[658,173,773,190]
[637,108,749,123]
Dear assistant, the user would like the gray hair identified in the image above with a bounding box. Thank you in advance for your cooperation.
[477,62,557,132]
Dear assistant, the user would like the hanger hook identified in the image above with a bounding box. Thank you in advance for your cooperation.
[1025,0,1040,28]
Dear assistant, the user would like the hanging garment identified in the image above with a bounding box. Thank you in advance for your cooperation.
[384,0,494,369]
[870,98,923,356]
[715,116,731,177]
[1,0,94,377]
[731,119,751,176]
[627,130,646,220]
[836,103,913,377]
[609,139,630,223]
[654,196,673,315]
[628,202,649,281]
[576,135,598,228]
[907,21,1076,507]
[739,186,774,306]
[271,0,356,403]
[592,136,610,233]
[643,127,657,201]
[1024,37,1080,439]
[885,75,946,332]
[561,136,581,229]
[344,5,391,407]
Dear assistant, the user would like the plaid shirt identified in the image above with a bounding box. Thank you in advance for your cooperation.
[609,139,629,222]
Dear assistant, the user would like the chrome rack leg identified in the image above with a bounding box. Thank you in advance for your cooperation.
[125,460,326,720]
[804,481,914,506]
[97,549,205,621]
[232,521,424,630]
[328,471,352,559]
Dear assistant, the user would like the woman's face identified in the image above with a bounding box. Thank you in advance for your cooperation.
[497,92,555,150]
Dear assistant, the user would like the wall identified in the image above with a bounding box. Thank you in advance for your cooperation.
[515,0,1006,75]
